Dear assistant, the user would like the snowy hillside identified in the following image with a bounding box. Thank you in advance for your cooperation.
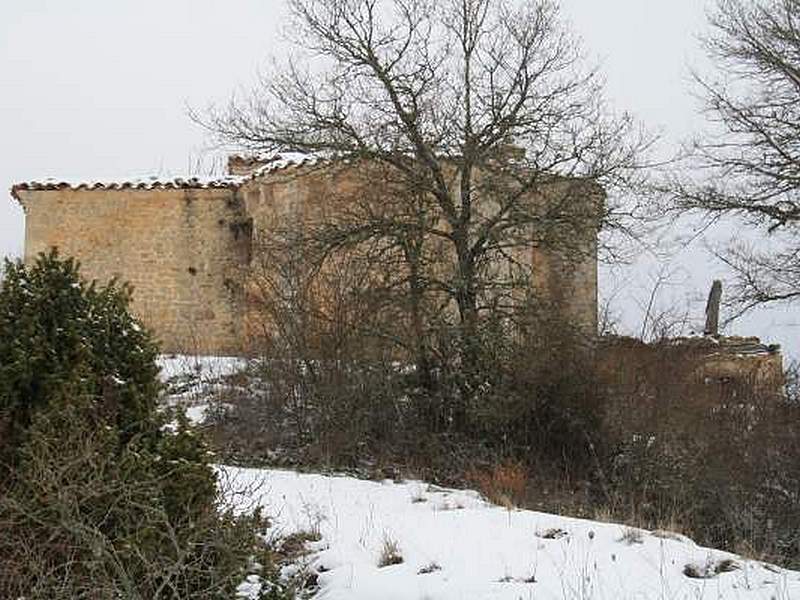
[224,466,800,600]
[158,356,800,599]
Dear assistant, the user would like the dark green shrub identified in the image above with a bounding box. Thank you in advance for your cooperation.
[0,251,281,598]
[0,249,160,473]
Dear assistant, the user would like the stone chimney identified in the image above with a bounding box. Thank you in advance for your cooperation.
[227,155,272,177]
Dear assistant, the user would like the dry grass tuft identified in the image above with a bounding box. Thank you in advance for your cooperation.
[417,562,441,575]
[378,534,404,568]
[280,530,323,560]
[683,558,741,579]
[618,527,645,545]
[537,527,569,540]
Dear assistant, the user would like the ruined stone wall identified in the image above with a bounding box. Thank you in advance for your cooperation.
[596,335,785,402]
[239,166,377,349]
[15,187,249,355]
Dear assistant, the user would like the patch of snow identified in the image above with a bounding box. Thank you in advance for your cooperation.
[222,466,800,600]
[158,354,247,425]
[157,354,246,384]
[184,403,210,426]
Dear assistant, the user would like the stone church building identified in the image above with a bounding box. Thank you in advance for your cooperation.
[11,153,601,355]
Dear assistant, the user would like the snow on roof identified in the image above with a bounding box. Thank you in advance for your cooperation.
[252,152,330,175]
[10,175,245,201]
[229,151,335,178]
[10,153,335,202]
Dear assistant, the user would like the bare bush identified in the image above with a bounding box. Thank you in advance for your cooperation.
[0,398,283,600]
[600,361,800,567]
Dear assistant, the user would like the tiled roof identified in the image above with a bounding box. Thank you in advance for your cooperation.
[229,152,333,178]
[10,153,334,201]
[10,175,244,200]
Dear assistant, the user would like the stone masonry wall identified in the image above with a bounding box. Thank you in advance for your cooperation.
[530,238,598,336]
[241,164,600,342]
[15,187,249,355]
[14,160,601,356]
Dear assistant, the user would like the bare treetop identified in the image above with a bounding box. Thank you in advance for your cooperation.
[672,0,800,318]
[694,0,800,228]
[204,0,652,374]
[208,0,648,202]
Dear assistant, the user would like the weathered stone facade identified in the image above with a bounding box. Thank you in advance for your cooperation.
[12,155,601,355]
[13,184,250,354]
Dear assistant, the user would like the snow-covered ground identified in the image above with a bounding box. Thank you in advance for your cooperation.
[158,354,246,424]
[158,354,246,387]
[224,466,800,600]
[159,356,800,599]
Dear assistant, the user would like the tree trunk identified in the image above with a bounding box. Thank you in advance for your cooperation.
[406,248,432,390]
[452,229,480,429]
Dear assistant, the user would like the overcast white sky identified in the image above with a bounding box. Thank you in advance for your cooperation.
[1,0,797,355]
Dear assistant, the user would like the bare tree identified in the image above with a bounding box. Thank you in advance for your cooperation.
[674,0,800,317]
[205,0,649,375]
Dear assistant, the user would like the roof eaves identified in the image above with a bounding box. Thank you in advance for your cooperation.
[10,176,245,203]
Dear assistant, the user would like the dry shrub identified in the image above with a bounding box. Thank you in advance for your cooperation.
[207,201,605,479]
[599,345,800,568]
[0,393,281,600]
[467,461,528,508]
[417,562,441,574]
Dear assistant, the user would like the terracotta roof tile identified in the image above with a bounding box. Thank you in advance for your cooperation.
[9,153,338,202]
[10,175,244,201]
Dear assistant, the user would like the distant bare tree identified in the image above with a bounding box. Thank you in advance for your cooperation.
[674,0,800,318]
[205,0,651,376]
[636,264,694,342]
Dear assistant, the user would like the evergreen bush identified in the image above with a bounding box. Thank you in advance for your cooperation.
[0,250,282,599]
[0,249,160,472]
